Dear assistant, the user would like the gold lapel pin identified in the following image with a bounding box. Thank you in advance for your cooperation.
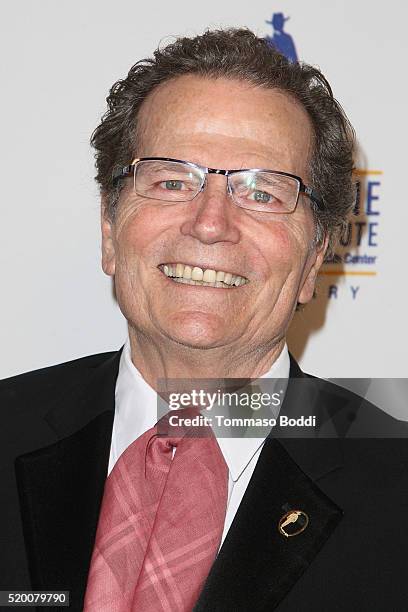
[278,509,309,538]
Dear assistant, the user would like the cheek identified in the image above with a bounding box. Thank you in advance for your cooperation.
[251,220,307,279]
[112,214,158,322]
[114,203,168,265]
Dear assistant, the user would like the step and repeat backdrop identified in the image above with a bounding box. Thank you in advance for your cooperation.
[0,0,406,381]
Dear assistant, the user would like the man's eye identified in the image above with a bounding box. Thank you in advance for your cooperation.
[250,190,273,203]
[163,179,184,190]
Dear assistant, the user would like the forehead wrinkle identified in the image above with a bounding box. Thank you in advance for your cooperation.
[134,75,314,176]
[136,126,309,175]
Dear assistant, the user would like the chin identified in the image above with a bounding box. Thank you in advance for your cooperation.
[160,311,231,349]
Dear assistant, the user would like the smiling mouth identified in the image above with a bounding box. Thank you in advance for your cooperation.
[158,263,249,288]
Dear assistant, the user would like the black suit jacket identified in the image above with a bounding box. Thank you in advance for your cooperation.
[1,350,408,611]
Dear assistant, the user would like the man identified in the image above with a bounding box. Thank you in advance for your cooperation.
[1,28,407,612]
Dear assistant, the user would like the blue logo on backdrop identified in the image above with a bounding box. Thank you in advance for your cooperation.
[321,170,382,301]
[265,12,298,62]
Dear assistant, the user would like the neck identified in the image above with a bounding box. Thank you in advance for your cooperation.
[128,326,285,390]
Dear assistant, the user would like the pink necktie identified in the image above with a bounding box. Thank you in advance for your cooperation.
[83,414,228,612]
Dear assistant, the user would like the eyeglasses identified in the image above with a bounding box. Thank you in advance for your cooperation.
[112,157,324,213]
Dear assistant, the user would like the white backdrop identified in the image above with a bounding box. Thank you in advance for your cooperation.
[1,0,406,379]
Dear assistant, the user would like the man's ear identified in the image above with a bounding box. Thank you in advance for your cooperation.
[298,235,329,305]
[101,197,116,277]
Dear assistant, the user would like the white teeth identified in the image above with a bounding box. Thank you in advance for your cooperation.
[191,267,204,281]
[175,263,184,278]
[161,264,247,288]
[203,269,216,283]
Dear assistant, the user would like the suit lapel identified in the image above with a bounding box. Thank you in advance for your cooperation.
[195,356,344,611]
[15,351,120,610]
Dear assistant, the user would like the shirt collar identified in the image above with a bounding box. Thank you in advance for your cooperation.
[215,345,290,482]
[110,339,158,472]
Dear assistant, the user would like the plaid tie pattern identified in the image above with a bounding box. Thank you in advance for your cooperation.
[83,415,228,611]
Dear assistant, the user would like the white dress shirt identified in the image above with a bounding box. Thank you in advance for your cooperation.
[108,338,290,545]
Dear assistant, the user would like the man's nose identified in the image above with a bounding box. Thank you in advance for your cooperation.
[180,177,241,245]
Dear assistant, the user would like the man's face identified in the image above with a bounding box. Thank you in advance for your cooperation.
[102,75,326,353]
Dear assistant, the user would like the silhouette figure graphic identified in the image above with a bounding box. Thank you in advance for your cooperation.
[265,12,298,63]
